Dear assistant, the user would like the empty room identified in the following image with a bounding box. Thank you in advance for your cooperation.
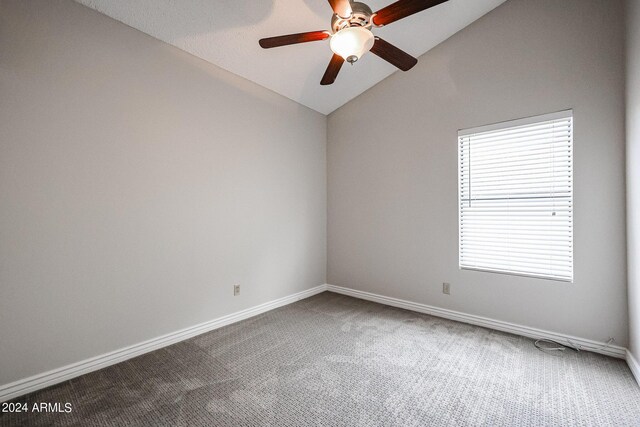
[2,0,640,425]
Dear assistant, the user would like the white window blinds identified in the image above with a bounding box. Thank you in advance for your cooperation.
[458,111,573,282]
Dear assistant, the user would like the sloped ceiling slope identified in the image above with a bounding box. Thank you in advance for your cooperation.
[76,0,506,114]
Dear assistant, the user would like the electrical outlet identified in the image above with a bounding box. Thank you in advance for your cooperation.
[443,282,450,295]
[233,284,240,296]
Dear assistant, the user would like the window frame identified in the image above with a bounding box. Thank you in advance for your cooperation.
[457,110,574,282]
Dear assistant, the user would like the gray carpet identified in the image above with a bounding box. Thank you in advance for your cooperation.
[2,292,640,426]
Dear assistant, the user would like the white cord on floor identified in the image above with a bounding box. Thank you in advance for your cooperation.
[534,339,580,352]
[534,337,614,354]
[587,337,615,352]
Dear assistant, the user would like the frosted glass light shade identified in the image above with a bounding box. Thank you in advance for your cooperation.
[329,27,374,63]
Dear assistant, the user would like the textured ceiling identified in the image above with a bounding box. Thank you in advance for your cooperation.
[76,0,507,114]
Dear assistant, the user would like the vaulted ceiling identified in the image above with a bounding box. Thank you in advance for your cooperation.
[76,0,507,114]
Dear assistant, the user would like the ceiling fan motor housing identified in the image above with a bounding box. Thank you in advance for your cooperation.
[331,2,374,33]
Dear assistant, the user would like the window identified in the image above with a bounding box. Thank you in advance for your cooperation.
[458,111,573,282]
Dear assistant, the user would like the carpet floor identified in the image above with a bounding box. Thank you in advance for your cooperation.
[2,292,640,426]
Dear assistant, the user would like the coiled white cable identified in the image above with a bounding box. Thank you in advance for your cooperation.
[534,337,614,354]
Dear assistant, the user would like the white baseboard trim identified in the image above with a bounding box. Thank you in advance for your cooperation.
[326,284,627,359]
[627,350,640,386]
[0,284,328,403]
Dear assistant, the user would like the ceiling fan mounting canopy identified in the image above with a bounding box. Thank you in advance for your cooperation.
[258,0,450,85]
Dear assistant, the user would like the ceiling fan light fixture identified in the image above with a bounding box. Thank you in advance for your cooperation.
[329,27,374,64]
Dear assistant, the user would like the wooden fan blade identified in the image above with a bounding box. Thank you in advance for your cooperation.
[372,0,449,26]
[370,37,417,71]
[259,31,329,49]
[328,0,352,18]
[321,54,345,85]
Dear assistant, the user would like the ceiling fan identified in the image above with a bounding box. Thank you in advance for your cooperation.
[259,0,449,85]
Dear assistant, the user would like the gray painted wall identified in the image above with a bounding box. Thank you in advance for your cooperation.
[328,0,627,345]
[627,0,640,359]
[0,0,326,385]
